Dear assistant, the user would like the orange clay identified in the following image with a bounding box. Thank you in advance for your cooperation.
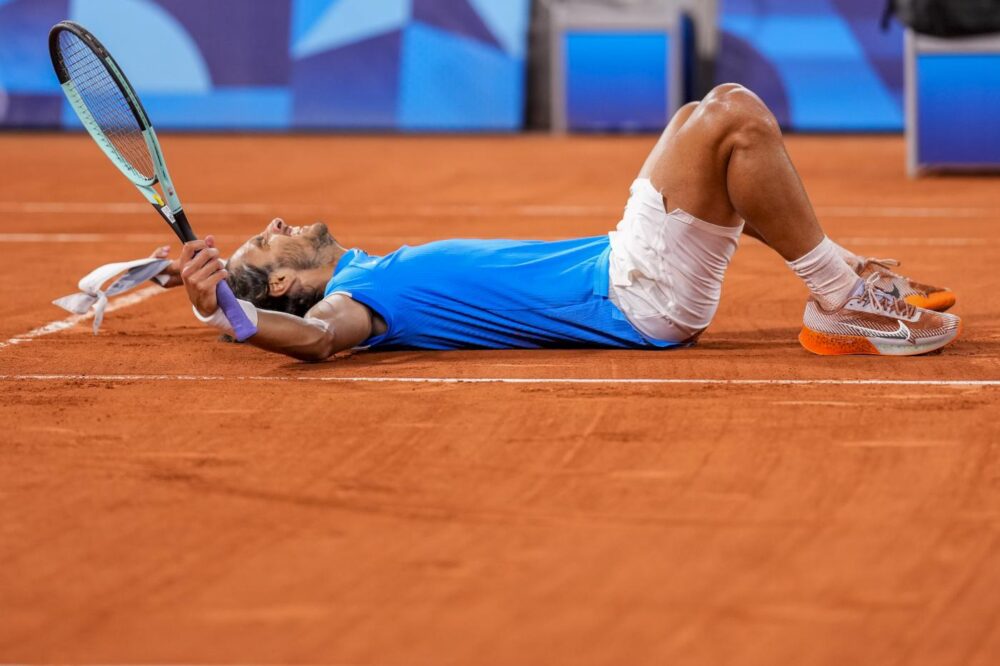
[0,133,995,666]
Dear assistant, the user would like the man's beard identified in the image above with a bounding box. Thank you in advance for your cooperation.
[281,225,336,270]
[311,224,335,249]
[306,222,337,252]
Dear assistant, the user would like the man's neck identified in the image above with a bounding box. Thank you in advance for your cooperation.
[327,244,348,273]
[312,244,349,291]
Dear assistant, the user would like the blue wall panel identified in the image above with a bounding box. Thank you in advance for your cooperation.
[292,30,404,129]
[0,0,530,130]
[399,23,524,130]
[717,0,904,131]
[0,0,68,126]
[918,54,1000,166]
[565,32,669,131]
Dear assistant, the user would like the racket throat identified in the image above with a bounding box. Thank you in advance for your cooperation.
[171,209,197,243]
[153,196,176,224]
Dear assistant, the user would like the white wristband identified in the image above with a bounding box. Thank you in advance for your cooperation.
[192,299,259,335]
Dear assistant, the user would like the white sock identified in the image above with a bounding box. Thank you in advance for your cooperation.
[787,237,862,310]
[827,238,862,269]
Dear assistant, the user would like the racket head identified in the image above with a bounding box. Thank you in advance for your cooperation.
[45,23,258,340]
[48,21,157,188]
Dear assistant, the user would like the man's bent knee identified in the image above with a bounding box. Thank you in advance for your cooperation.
[660,101,700,137]
[675,101,700,118]
[699,83,780,145]
[706,83,767,109]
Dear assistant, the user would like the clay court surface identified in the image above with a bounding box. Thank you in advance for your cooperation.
[2,133,1000,665]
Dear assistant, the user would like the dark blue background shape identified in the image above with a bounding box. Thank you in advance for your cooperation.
[0,0,917,131]
[716,0,905,131]
[0,0,530,130]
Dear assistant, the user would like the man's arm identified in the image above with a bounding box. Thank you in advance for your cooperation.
[178,238,372,361]
[246,296,372,361]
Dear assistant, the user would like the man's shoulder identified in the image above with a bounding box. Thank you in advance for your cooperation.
[312,292,387,338]
[311,291,361,317]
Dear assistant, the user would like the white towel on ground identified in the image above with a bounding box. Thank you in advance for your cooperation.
[53,257,172,334]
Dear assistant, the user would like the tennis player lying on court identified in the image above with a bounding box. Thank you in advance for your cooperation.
[174,84,960,361]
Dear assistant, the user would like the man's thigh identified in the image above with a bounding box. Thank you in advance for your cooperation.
[609,179,742,342]
[638,99,741,228]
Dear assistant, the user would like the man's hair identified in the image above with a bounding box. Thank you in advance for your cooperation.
[225,261,322,317]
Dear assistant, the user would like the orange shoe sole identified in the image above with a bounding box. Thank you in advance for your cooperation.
[799,320,963,356]
[798,327,880,355]
[905,291,956,312]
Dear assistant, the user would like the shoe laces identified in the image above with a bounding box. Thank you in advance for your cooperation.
[862,256,932,297]
[862,256,902,278]
[858,273,915,317]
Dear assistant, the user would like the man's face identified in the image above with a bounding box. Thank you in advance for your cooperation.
[230,218,335,272]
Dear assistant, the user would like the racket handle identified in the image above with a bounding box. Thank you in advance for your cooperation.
[215,281,258,341]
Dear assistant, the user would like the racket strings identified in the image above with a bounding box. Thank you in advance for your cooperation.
[56,31,155,182]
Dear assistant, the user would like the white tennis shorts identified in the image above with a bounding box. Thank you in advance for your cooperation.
[608,178,743,344]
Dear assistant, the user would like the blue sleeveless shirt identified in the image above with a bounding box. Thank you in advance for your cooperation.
[324,237,676,350]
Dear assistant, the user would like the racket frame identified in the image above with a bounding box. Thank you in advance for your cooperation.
[49,21,195,242]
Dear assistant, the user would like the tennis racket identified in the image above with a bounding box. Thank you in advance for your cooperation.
[48,20,257,341]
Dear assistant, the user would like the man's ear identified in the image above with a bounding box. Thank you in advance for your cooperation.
[267,268,297,297]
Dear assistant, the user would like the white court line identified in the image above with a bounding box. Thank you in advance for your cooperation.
[0,201,270,216]
[0,232,993,247]
[838,236,988,247]
[2,201,1000,219]
[2,374,999,387]
[0,286,164,350]
[818,206,1000,218]
[0,201,606,218]
[0,232,247,243]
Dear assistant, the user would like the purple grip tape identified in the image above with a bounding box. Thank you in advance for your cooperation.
[215,281,257,341]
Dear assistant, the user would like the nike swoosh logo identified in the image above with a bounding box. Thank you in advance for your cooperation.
[883,284,901,298]
[847,320,914,343]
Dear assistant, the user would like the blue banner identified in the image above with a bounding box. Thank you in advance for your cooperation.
[0,0,530,130]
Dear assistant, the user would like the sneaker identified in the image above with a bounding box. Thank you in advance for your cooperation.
[799,274,962,356]
[854,257,956,312]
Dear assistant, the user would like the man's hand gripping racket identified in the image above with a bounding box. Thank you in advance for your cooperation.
[178,236,230,317]
[48,20,257,341]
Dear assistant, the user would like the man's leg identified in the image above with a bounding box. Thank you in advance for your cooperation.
[641,100,777,246]
[643,83,825,259]
[624,83,960,355]
[635,83,861,322]
[643,92,956,312]
[646,103,781,255]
